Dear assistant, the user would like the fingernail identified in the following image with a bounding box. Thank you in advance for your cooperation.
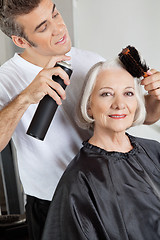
[147,70,152,75]
[65,79,70,86]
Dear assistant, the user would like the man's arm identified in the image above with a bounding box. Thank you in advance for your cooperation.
[144,94,160,124]
[0,93,30,151]
[141,69,160,124]
[0,55,71,151]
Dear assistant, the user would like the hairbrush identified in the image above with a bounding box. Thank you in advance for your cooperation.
[118,45,149,78]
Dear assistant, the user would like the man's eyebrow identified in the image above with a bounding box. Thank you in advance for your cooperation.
[34,4,56,32]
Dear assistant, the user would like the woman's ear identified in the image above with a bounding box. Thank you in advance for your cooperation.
[87,104,93,118]
[11,35,30,48]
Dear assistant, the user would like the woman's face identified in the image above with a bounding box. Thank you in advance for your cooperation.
[88,68,138,135]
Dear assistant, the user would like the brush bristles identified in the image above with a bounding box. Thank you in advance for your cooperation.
[118,45,149,78]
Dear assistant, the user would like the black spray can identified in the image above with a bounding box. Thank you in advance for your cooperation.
[26,61,73,140]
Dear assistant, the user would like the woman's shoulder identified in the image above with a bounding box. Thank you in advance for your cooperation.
[133,134,160,146]
[62,147,97,174]
[56,146,102,189]
[130,134,160,159]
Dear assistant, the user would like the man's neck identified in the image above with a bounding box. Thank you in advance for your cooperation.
[20,50,52,68]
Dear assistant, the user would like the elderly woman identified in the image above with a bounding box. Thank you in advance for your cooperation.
[42,60,160,240]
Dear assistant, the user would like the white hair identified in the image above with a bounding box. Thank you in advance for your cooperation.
[76,59,146,129]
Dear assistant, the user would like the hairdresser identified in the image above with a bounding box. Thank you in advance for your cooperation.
[0,0,159,239]
[42,59,160,240]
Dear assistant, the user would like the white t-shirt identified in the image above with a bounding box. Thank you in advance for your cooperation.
[0,47,105,200]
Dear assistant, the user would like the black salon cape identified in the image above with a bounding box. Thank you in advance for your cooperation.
[42,134,160,240]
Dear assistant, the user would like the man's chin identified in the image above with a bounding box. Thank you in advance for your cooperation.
[57,44,72,56]
[64,41,72,53]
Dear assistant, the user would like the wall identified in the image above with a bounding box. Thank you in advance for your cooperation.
[0,31,15,65]
[54,0,75,46]
[76,0,160,68]
[75,0,160,141]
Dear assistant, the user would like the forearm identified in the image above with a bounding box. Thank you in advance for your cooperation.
[0,92,30,152]
[144,94,160,125]
[0,55,72,152]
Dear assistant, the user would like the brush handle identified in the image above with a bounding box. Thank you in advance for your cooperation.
[143,72,149,78]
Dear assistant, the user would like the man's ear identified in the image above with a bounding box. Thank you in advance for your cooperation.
[11,35,30,48]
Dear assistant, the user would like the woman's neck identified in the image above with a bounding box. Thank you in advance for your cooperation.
[89,130,133,153]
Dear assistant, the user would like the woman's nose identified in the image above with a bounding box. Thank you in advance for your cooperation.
[111,96,125,110]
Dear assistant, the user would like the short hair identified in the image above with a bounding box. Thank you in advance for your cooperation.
[0,0,40,39]
[76,59,146,130]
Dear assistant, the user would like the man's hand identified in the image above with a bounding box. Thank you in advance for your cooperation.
[141,69,160,124]
[22,54,71,106]
[141,69,160,100]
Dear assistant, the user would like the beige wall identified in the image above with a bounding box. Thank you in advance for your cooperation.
[76,0,160,69]
[54,0,75,46]
[0,31,15,65]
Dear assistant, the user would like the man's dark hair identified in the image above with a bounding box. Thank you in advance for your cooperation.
[0,0,41,40]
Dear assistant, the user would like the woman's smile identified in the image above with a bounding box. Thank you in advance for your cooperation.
[108,114,127,119]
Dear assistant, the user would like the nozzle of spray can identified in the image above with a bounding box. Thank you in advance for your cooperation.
[26,62,73,140]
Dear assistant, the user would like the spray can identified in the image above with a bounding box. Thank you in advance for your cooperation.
[26,62,73,140]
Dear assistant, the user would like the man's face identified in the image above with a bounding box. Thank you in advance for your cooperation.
[16,0,71,56]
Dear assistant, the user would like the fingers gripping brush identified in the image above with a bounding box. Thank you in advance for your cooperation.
[118,45,149,78]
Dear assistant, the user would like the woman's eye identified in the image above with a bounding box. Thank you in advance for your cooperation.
[125,91,134,96]
[101,92,112,97]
